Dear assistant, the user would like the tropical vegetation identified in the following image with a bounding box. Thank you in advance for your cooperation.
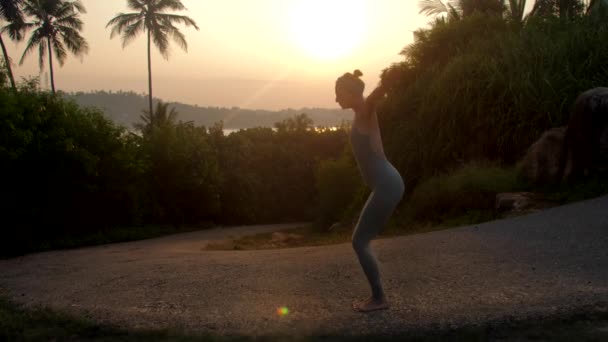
[0,0,607,257]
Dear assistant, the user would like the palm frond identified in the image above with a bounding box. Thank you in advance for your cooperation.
[120,20,145,48]
[2,20,28,40]
[150,21,170,58]
[418,0,448,16]
[51,37,67,65]
[156,0,187,12]
[70,0,86,14]
[58,25,88,56]
[37,36,46,69]
[158,13,198,30]
[19,27,42,65]
[0,0,24,22]
[106,12,142,38]
[126,0,146,12]
[22,0,42,18]
[168,107,178,123]
[56,13,84,30]
[164,22,187,51]
[447,3,461,20]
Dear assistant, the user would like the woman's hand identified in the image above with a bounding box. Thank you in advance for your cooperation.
[381,66,401,90]
[365,84,387,111]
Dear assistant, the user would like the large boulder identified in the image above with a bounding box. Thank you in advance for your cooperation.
[561,87,608,180]
[520,126,567,185]
[520,87,608,185]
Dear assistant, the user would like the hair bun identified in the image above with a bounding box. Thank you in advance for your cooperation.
[353,69,363,78]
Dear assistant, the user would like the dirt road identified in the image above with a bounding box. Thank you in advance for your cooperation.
[0,198,607,337]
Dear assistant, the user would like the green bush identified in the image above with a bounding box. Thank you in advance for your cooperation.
[0,80,143,254]
[405,162,527,222]
[314,148,364,229]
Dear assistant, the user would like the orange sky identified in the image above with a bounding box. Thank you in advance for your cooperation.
[7,0,430,110]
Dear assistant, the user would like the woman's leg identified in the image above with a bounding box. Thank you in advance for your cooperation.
[351,168,404,310]
[352,189,390,301]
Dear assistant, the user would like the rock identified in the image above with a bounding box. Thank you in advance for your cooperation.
[204,240,235,251]
[519,127,567,185]
[271,232,289,243]
[495,192,557,214]
[271,232,304,243]
[287,233,304,242]
[328,222,341,231]
[519,87,608,184]
[562,87,608,180]
[495,192,537,212]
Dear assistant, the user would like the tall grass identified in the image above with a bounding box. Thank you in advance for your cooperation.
[381,15,608,191]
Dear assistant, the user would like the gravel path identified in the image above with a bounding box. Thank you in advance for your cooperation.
[0,198,607,337]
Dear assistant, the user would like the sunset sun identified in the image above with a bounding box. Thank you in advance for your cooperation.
[289,0,367,60]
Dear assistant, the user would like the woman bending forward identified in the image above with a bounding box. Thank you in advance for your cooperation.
[335,70,404,313]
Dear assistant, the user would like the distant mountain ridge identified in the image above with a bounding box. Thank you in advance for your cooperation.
[64,90,352,129]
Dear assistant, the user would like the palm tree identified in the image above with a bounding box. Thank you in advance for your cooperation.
[529,0,585,18]
[107,0,199,116]
[134,100,178,135]
[418,0,506,20]
[506,0,528,23]
[587,0,608,16]
[418,0,459,19]
[19,0,89,94]
[0,0,24,90]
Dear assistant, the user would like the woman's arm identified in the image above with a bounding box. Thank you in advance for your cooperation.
[363,66,401,114]
[364,84,387,114]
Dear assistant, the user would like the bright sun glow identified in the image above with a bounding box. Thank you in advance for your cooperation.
[289,0,367,60]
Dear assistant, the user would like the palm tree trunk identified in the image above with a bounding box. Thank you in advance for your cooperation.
[0,35,16,91]
[47,37,55,94]
[147,29,153,116]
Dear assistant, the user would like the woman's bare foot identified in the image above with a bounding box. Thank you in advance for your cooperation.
[352,296,389,313]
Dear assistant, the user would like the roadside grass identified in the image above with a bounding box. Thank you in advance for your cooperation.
[4,163,607,256]
[1,296,606,341]
[205,224,353,250]
[205,218,490,251]
[1,224,213,259]
[207,163,607,251]
[0,296,213,341]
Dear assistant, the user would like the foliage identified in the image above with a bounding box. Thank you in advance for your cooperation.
[138,106,221,225]
[0,79,142,255]
[314,147,363,228]
[405,162,527,222]
[215,116,347,224]
[380,15,608,192]
[0,77,351,254]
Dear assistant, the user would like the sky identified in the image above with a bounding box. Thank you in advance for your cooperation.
[7,0,430,110]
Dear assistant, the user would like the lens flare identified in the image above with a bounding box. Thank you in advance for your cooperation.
[277,306,290,316]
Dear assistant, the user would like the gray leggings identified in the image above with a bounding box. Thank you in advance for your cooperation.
[352,161,404,300]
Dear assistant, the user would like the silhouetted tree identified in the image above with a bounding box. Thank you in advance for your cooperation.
[0,0,24,90]
[107,0,199,116]
[19,0,88,94]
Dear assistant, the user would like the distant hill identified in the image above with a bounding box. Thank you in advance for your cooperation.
[63,90,352,129]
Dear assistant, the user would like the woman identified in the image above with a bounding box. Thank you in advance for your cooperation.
[335,70,404,313]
